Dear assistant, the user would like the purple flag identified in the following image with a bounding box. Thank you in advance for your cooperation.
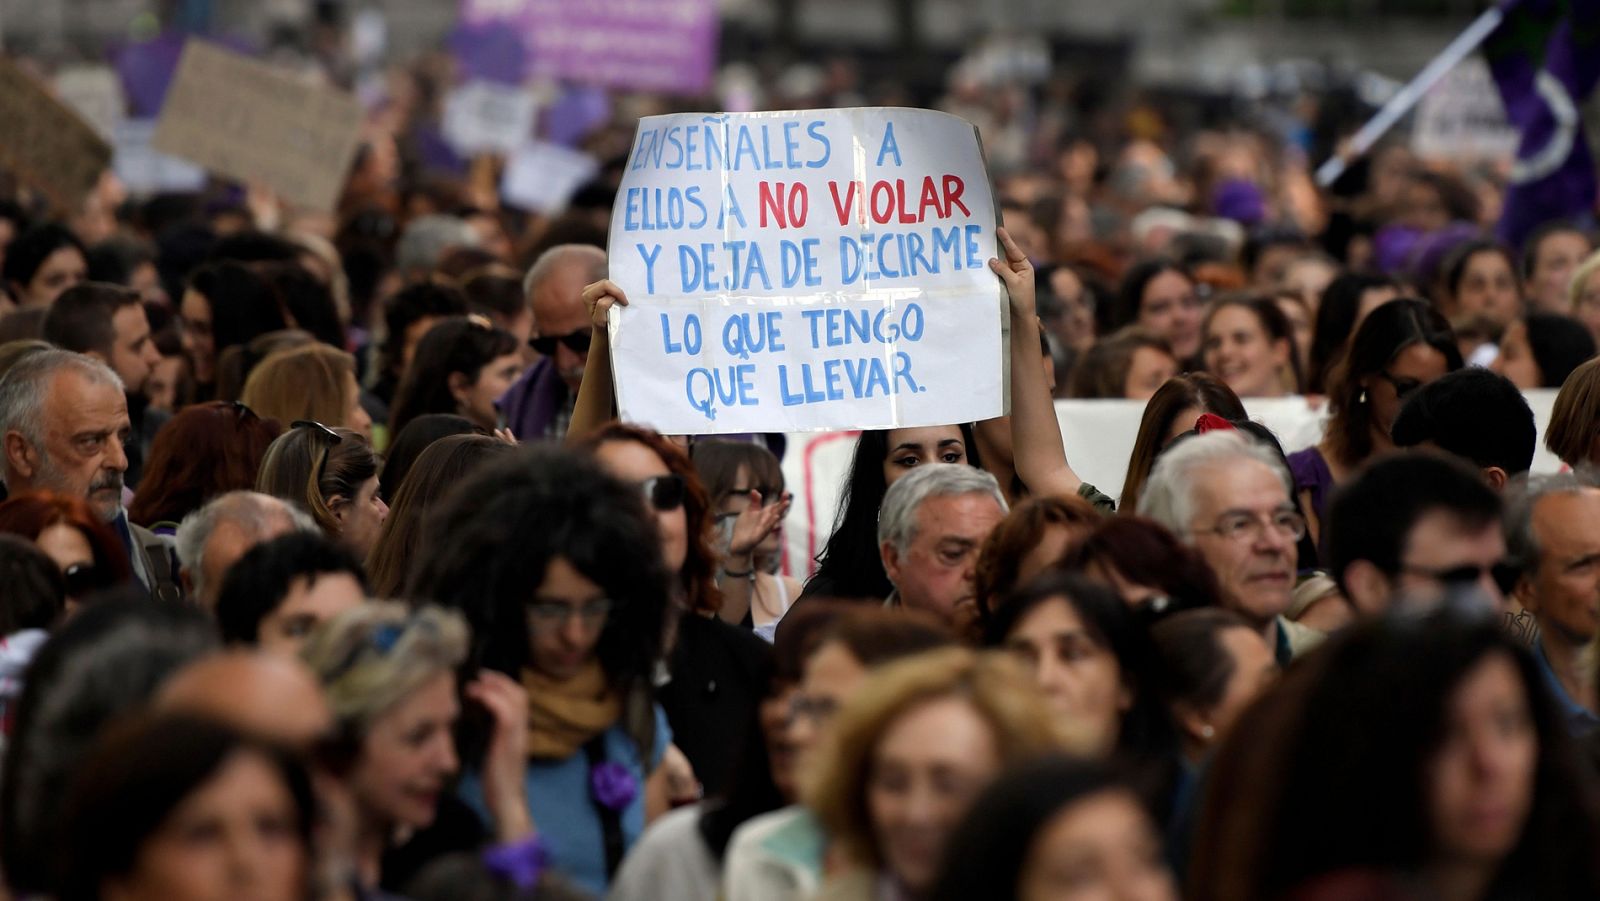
[1486,0,1600,248]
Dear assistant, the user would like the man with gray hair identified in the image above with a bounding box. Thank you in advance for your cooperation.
[877,463,1008,627]
[1504,472,1600,734]
[175,491,316,611]
[394,214,479,282]
[0,349,178,600]
[501,244,608,440]
[1139,429,1319,665]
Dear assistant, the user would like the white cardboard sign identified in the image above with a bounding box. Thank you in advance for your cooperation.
[607,108,1004,435]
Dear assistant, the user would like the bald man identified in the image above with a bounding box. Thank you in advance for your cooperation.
[501,244,607,440]
[155,650,332,752]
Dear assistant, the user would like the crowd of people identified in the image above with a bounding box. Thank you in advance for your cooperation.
[3,20,1600,901]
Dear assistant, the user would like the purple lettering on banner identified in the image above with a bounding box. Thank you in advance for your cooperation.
[448,23,531,86]
[525,0,718,95]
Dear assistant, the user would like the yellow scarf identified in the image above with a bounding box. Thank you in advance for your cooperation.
[522,661,621,760]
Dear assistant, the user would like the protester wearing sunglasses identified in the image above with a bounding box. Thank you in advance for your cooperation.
[1326,453,1508,631]
[580,423,771,803]
[1286,299,1462,551]
[498,244,607,441]
[0,491,133,615]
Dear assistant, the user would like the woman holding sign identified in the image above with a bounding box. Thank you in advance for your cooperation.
[571,227,1099,607]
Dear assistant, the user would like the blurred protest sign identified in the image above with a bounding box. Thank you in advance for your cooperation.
[152,41,362,212]
[0,58,112,213]
[1412,58,1518,162]
[607,108,1005,435]
[54,66,124,139]
[501,140,598,213]
[114,120,207,193]
[442,81,538,155]
[461,0,716,95]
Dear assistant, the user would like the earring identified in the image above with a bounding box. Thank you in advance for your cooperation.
[1358,389,1367,404]
[1200,724,1215,739]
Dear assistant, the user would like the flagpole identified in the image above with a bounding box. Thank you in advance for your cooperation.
[1315,5,1506,187]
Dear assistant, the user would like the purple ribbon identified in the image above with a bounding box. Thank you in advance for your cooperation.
[481,835,549,889]
[590,760,638,811]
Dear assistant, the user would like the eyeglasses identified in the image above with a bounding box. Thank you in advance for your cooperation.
[1376,370,1424,401]
[528,330,592,357]
[1192,510,1307,543]
[641,474,686,512]
[63,562,111,597]
[292,420,343,485]
[527,598,613,634]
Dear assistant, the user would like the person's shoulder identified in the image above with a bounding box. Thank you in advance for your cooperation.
[1285,445,1329,482]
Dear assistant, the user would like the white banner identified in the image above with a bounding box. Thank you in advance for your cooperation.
[776,391,1566,580]
[607,108,1005,435]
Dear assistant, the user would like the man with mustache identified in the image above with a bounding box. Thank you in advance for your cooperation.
[0,349,180,600]
[1140,429,1321,666]
[500,244,607,440]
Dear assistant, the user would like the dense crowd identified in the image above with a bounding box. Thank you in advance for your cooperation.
[2,21,1600,901]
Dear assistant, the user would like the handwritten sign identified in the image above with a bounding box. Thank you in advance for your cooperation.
[152,41,362,212]
[0,58,112,213]
[501,140,598,213]
[442,81,538,155]
[1413,58,1518,163]
[607,108,1005,435]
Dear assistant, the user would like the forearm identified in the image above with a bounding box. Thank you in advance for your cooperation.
[1009,311,1081,496]
[565,328,617,444]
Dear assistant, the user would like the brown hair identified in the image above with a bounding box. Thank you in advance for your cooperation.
[974,494,1101,620]
[1119,373,1246,508]
[579,423,722,615]
[1068,326,1176,399]
[691,439,785,505]
[1546,356,1600,467]
[240,343,357,430]
[128,401,283,527]
[805,648,1084,873]
[255,425,380,538]
[365,434,514,597]
[1068,515,1225,611]
[1200,294,1305,393]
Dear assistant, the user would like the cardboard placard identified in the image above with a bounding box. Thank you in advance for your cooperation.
[607,108,1005,435]
[151,41,363,212]
[0,58,112,213]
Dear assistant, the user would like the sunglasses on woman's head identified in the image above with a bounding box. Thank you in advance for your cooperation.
[641,474,685,512]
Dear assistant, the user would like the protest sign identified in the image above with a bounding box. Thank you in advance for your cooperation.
[526,0,717,95]
[1412,58,1519,163]
[152,41,362,212]
[607,108,1005,435]
[501,140,598,213]
[54,66,125,139]
[442,81,538,155]
[113,120,207,194]
[0,58,112,213]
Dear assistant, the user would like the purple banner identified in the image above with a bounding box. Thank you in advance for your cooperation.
[526,0,717,95]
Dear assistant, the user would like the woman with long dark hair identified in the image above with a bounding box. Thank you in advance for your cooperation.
[388,315,523,436]
[1190,608,1600,901]
[1286,298,1461,547]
